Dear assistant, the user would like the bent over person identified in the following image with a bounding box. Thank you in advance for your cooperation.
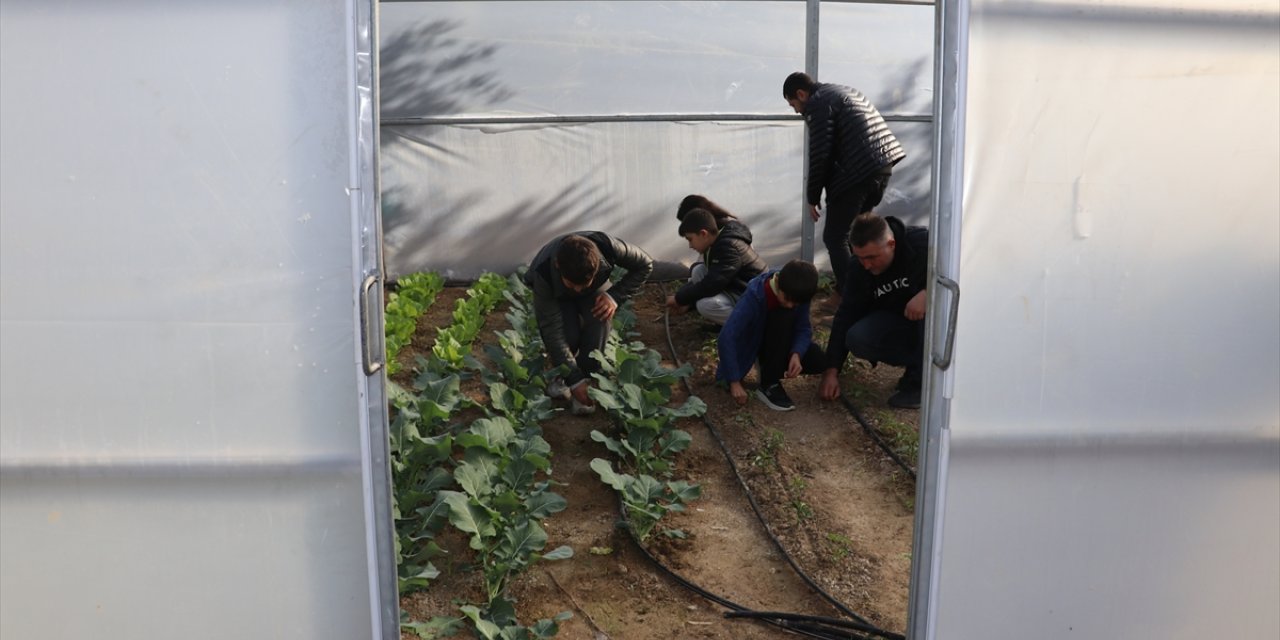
[819,213,928,409]
[783,71,905,310]
[525,232,653,414]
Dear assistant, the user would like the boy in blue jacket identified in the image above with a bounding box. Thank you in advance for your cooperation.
[717,260,827,411]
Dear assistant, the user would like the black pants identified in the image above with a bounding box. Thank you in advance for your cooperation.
[845,309,924,386]
[758,307,826,386]
[559,296,609,379]
[823,167,893,292]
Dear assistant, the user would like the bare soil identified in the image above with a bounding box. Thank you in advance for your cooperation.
[394,283,920,640]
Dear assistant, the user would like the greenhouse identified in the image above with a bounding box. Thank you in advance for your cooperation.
[1,0,1277,639]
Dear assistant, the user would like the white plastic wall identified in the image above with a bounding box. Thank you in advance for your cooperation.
[0,1,392,638]
[923,1,1280,638]
[378,0,935,279]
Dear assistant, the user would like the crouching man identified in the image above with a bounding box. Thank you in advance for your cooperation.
[717,260,827,411]
[819,213,928,409]
[525,232,653,414]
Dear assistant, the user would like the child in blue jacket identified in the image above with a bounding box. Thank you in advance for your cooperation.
[717,260,827,411]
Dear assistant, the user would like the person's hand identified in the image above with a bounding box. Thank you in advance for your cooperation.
[785,353,803,379]
[665,295,687,315]
[570,380,593,405]
[904,290,927,321]
[729,381,748,406]
[818,369,842,401]
[808,203,821,222]
[593,293,618,322]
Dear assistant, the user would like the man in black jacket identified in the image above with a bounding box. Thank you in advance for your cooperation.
[819,214,928,409]
[666,208,767,325]
[783,71,905,310]
[525,232,653,414]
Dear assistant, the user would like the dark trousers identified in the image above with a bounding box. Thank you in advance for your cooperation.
[758,307,826,386]
[845,310,924,385]
[823,168,893,292]
[560,296,609,379]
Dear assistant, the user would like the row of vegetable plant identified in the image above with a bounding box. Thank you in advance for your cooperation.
[385,271,446,374]
[394,272,574,639]
[587,308,706,541]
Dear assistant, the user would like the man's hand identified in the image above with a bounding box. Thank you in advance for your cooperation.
[808,203,821,222]
[665,295,688,315]
[818,368,842,401]
[593,292,618,322]
[904,290,927,321]
[729,381,748,406]
[570,380,593,405]
[785,353,803,379]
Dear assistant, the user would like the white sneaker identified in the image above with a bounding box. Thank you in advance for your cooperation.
[570,398,597,416]
[546,377,571,401]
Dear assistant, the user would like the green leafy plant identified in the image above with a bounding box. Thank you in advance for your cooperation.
[590,458,701,541]
[385,271,445,374]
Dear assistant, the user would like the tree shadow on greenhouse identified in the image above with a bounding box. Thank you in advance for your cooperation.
[380,18,514,119]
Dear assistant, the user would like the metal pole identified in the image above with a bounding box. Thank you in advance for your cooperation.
[802,0,820,263]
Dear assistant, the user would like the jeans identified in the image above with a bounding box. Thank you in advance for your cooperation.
[823,168,893,292]
[845,309,924,385]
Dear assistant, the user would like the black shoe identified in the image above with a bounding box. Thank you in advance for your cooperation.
[887,388,921,409]
[896,370,922,391]
[755,383,795,411]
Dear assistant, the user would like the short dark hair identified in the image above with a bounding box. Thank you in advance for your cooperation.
[676,194,737,227]
[776,260,818,304]
[782,72,816,99]
[850,213,891,248]
[555,235,601,285]
[678,208,717,236]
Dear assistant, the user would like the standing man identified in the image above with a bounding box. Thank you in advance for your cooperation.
[783,71,905,310]
[818,213,928,409]
[525,232,654,414]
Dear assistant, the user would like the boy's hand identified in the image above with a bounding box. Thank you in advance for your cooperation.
[808,203,821,222]
[593,293,618,322]
[570,380,593,405]
[904,290,927,321]
[785,353,803,378]
[665,295,687,315]
[818,369,842,401]
[729,381,748,406]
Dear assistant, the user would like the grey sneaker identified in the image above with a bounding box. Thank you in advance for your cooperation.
[755,383,795,412]
[546,376,571,401]
[570,398,597,416]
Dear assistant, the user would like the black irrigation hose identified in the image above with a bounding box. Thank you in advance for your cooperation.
[838,397,917,480]
[656,286,906,640]
[612,501,858,640]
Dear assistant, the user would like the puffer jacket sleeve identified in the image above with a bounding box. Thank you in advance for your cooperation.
[529,271,578,378]
[805,91,836,206]
[674,238,745,306]
[599,234,654,303]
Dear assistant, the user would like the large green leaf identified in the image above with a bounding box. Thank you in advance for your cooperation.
[501,457,536,492]
[668,395,708,418]
[524,491,567,519]
[455,461,496,499]
[667,480,702,504]
[589,458,629,492]
[441,491,495,548]
[458,418,516,453]
[540,545,573,561]
[495,520,548,564]
[459,605,503,640]
[655,430,693,459]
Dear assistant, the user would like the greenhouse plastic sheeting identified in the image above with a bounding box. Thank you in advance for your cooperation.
[381,120,933,279]
[918,1,1280,638]
[0,1,394,639]
[379,0,935,279]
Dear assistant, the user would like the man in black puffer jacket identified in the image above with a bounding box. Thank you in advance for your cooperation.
[666,208,767,325]
[819,213,928,409]
[783,72,905,307]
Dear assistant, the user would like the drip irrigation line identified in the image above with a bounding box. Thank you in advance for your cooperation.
[726,610,896,636]
[656,286,906,640]
[838,396,917,479]
[611,496,863,640]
